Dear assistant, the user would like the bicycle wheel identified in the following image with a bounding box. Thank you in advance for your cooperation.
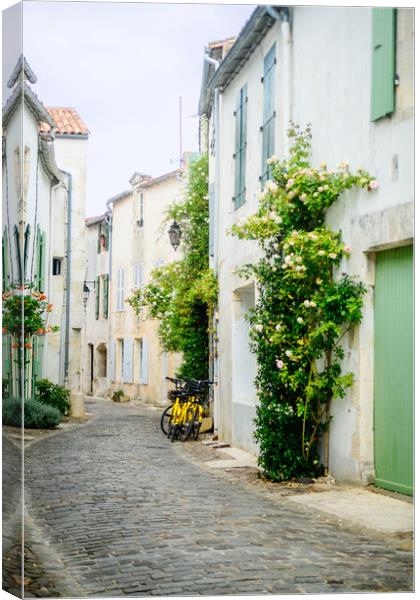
[192,405,203,440]
[160,405,173,435]
[179,407,195,442]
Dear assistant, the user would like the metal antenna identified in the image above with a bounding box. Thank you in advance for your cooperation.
[179,96,183,168]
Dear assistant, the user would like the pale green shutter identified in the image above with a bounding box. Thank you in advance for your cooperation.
[97,224,101,253]
[103,274,109,319]
[23,224,30,280]
[261,44,276,186]
[95,276,100,319]
[104,223,110,250]
[371,8,396,121]
[234,84,247,209]
[14,225,23,284]
[2,228,10,291]
[39,231,46,292]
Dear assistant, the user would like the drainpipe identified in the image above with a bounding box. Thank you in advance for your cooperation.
[265,7,292,156]
[60,170,72,386]
[49,178,65,384]
[204,48,221,434]
[280,8,292,156]
[105,200,113,390]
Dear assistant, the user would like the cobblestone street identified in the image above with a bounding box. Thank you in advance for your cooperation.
[3,399,414,596]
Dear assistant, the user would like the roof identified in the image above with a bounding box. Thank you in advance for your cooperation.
[7,55,37,87]
[109,169,181,208]
[200,5,285,116]
[38,135,66,185]
[86,214,107,227]
[198,37,236,116]
[139,169,181,189]
[40,107,89,137]
[3,82,55,129]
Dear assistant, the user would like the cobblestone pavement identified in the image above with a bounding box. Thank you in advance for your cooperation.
[4,399,414,596]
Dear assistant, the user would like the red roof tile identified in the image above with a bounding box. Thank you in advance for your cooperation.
[40,107,89,136]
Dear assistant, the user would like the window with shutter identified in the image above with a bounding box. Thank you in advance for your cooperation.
[103,274,109,319]
[23,224,30,280]
[261,44,276,186]
[133,263,143,288]
[14,225,23,284]
[116,268,125,311]
[233,84,247,209]
[95,275,100,319]
[2,228,10,292]
[140,338,149,384]
[371,8,396,121]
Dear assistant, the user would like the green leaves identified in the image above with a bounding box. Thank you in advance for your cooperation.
[127,154,217,380]
[231,123,371,480]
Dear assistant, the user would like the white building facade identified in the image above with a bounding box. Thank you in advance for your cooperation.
[201,6,413,493]
[2,57,89,400]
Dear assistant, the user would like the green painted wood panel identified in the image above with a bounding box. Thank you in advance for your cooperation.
[374,245,413,495]
[371,8,396,121]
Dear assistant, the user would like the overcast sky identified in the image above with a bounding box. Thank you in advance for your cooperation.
[3,0,255,216]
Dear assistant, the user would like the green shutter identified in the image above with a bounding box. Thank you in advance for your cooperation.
[32,335,45,386]
[103,274,109,319]
[261,44,276,186]
[234,84,247,209]
[371,8,396,121]
[2,228,10,291]
[374,245,413,495]
[14,225,23,284]
[23,224,30,280]
[104,223,110,250]
[95,276,100,319]
[39,231,46,292]
[97,224,101,253]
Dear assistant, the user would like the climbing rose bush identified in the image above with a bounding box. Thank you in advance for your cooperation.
[230,124,377,481]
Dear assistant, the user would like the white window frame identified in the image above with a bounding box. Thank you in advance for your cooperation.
[133,263,143,288]
[138,192,144,227]
[116,267,125,311]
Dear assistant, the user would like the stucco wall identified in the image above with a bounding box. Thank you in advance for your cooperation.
[109,174,183,403]
[210,7,413,482]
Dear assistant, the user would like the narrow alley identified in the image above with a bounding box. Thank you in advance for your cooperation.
[3,399,413,597]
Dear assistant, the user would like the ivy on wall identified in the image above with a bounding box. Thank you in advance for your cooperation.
[231,124,377,481]
[127,154,217,380]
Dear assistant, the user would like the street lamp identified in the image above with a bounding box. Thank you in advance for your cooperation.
[168,220,181,251]
[83,281,96,307]
[83,283,90,307]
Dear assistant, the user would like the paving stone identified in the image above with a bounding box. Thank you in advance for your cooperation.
[2,399,414,596]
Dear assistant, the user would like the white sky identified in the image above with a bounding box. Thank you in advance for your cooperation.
[2,0,255,216]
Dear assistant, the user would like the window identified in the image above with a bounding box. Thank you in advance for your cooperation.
[97,221,109,253]
[116,338,124,380]
[371,8,396,121]
[116,267,125,311]
[133,263,143,288]
[138,337,149,384]
[103,274,109,319]
[138,192,144,227]
[233,84,247,209]
[52,258,62,276]
[95,276,100,319]
[261,44,276,186]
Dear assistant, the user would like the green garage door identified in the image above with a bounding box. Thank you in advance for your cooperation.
[374,245,413,495]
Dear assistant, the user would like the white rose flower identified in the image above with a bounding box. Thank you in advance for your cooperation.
[265,180,278,193]
[285,350,292,358]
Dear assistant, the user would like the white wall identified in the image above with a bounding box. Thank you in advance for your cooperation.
[211,7,413,482]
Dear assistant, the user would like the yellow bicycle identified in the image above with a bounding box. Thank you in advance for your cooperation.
[161,377,212,442]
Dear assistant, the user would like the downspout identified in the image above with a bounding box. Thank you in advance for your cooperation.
[280,8,292,157]
[105,199,113,389]
[49,178,64,384]
[204,48,221,434]
[265,7,292,156]
[60,169,72,386]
